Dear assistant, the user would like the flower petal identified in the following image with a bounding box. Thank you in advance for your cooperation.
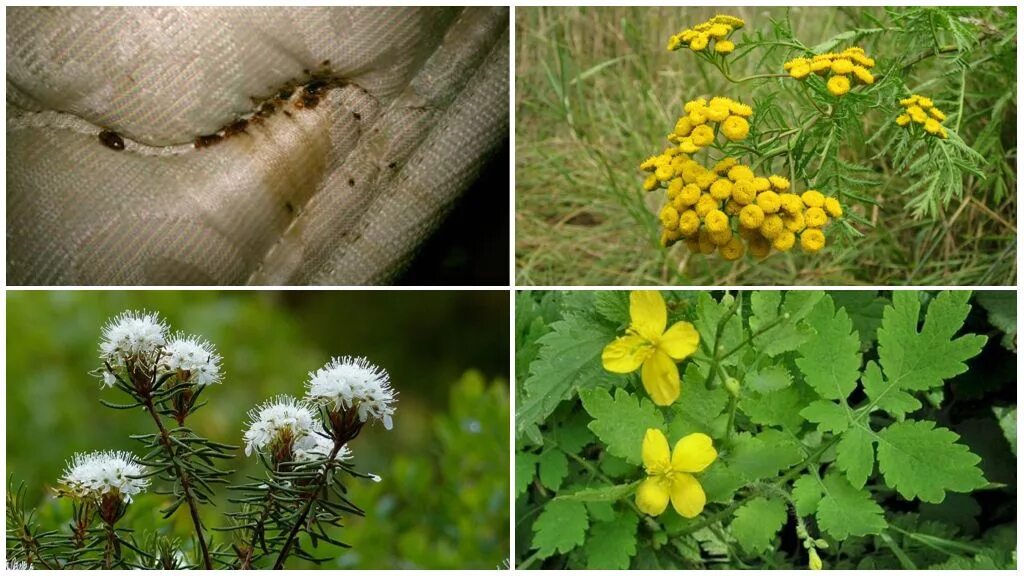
[659,321,700,360]
[671,433,718,473]
[669,472,707,518]
[602,335,650,373]
[636,477,670,516]
[630,291,667,342]
[641,428,671,470]
[641,350,680,406]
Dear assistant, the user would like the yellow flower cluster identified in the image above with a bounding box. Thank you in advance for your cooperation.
[667,15,744,55]
[784,47,876,97]
[896,94,949,139]
[640,96,841,260]
[657,96,753,157]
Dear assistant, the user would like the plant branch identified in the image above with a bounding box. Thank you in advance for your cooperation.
[141,396,213,569]
[272,442,346,569]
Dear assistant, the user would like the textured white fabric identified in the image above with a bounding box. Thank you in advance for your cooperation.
[6,6,509,285]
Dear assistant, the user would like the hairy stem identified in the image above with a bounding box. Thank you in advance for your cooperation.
[142,397,213,569]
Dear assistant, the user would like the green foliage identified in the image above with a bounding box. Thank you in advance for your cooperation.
[515,290,1015,570]
[333,372,510,569]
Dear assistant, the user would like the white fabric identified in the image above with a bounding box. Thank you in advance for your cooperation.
[6,6,509,285]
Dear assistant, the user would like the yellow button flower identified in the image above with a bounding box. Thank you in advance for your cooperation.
[827,75,850,96]
[601,292,700,406]
[636,429,717,517]
[721,115,750,141]
[714,40,735,54]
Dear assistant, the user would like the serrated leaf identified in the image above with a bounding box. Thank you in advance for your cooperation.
[668,363,728,438]
[552,409,596,454]
[800,400,850,433]
[580,388,664,465]
[796,295,862,400]
[700,462,744,503]
[515,451,538,496]
[583,512,639,569]
[836,425,875,489]
[862,360,920,419]
[555,481,639,503]
[791,474,822,517]
[516,315,617,441]
[730,497,787,554]
[741,386,809,431]
[693,293,743,366]
[750,291,824,357]
[728,430,803,482]
[830,291,888,349]
[532,499,589,559]
[992,406,1016,456]
[593,291,630,327]
[976,291,1015,352]
[538,449,569,491]
[745,364,792,393]
[877,291,987,393]
[816,472,887,540]
[876,420,987,503]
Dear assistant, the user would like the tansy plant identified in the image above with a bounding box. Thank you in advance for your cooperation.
[515,290,1016,570]
[6,310,396,570]
[636,9,1003,264]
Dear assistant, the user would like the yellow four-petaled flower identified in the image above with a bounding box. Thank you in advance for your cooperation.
[636,428,717,517]
[601,291,699,405]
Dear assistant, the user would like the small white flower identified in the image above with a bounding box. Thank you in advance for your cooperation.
[7,559,31,570]
[293,433,353,463]
[243,396,316,456]
[368,473,382,483]
[306,356,397,430]
[163,333,222,386]
[99,310,167,364]
[102,370,117,388]
[60,450,148,503]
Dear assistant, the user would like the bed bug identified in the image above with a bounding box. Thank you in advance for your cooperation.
[98,130,124,151]
[194,133,223,148]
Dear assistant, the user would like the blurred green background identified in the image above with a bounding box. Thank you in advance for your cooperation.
[6,290,510,569]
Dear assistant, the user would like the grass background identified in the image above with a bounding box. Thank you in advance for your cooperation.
[515,7,1016,286]
[6,290,509,569]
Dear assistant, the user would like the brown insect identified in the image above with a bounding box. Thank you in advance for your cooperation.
[194,133,223,148]
[98,130,124,151]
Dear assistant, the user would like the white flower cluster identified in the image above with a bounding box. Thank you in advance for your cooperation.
[306,356,397,430]
[243,396,353,462]
[60,450,149,503]
[243,396,314,456]
[99,311,167,364]
[163,334,222,386]
[98,310,222,388]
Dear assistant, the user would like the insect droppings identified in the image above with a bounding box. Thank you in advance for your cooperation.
[98,130,125,151]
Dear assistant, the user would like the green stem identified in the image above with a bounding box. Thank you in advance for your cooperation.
[719,313,790,362]
[724,395,740,443]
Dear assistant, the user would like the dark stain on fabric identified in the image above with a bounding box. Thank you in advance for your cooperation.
[98,130,124,151]
[222,118,248,137]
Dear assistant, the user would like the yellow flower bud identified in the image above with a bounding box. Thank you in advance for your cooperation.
[827,75,851,96]
[800,228,826,253]
[721,115,750,141]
